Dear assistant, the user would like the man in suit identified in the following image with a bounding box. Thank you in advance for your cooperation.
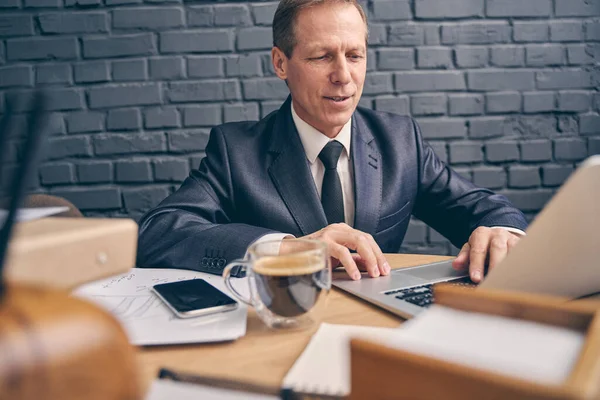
[137,0,527,282]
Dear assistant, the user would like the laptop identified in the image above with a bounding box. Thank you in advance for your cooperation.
[333,155,600,319]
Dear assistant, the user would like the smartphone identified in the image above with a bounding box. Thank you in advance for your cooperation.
[151,279,238,319]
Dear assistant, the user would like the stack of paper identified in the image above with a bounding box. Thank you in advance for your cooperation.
[73,268,248,346]
[145,379,278,400]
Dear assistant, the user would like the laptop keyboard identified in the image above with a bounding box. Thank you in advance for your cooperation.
[384,276,475,308]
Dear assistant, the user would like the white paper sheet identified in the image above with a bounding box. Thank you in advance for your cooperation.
[0,206,70,224]
[146,379,278,400]
[73,268,249,346]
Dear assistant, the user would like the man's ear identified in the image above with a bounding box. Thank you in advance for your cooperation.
[272,47,288,80]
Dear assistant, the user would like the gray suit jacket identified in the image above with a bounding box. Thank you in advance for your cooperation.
[137,97,527,271]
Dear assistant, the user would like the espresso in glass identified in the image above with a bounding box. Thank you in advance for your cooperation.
[252,255,328,317]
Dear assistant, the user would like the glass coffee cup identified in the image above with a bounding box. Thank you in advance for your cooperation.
[223,239,331,330]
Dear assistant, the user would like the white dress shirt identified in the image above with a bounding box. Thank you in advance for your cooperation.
[249,101,524,251]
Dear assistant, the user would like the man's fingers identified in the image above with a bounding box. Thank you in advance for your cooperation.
[351,233,380,277]
[487,236,508,271]
[452,243,470,270]
[468,229,491,283]
[365,234,390,275]
[329,243,361,280]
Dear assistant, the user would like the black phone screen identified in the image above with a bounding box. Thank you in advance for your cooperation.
[152,279,237,313]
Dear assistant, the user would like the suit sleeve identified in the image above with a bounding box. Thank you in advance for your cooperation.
[410,119,528,248]
[136,126,278,270]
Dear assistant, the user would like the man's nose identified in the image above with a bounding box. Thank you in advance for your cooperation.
[330,58,352,85]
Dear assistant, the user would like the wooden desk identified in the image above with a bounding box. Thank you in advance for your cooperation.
[137,254,451,391]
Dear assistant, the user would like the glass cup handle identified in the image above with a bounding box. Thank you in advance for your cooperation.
[222,260,252,306]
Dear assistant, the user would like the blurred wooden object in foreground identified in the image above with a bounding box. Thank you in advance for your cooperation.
[0,284,141,400]
[350,285,600,400]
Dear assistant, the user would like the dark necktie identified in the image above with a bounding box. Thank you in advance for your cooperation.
[318,140,345,224]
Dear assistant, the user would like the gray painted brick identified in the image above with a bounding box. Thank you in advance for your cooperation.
[472,166,506,189]
[454,46,488,68]
[7,37,77,61]
[41,163,75,185]
[369,24,388,46]
[89,84,162,108]
[73,61,109,83]
[567,44,594,65]
[468,70,535,91]
[526,44,565,66]
[224,103,259,123]
[428,142,448,163]
[395,71,466,92]
[403,220,427,243]
[46,136,92,160]
[585,20,600,41]
[550,21,584,42]
[188,56,224,78]
[558,116,579,135]
[168,131,210,153]
[557,91,591,112]
[0,15,34,37]
[123,187,170,211]
[485,141,519,162]
[541,165,574,187]
[214,4,251,26]
[182,105,222,127]
[112,7,183,30]
[363,73,393,95]
[359,97,373,109]
[36,64,70,85]
[66,111,104,133]
[507,115,558,137]
[112,59,147,81]
[0,66,32,88]
[51,188,121,211]
[486,92,521,114]
[169,80,240,103]
[536,69,591,90]
[77,161,112,184]
[513,21,548,42]
[45,88,84,111]
[520,140,552,162]
[261,101,283,117]
[0,0,21,8]
[449,94,484,116]
[411,94,447,116]
[523,92,555,113]
[153,158,188,181]
[93,133,166,155]
[252,3,277,25]
[501,189,552,211]
[25,0,61,6]
[242,77,288,100]
[225,54,262,77]
[149,57,184,80]
[371,0,411,21]
[449,142,483,164]
[39,12,107,34]
[580,113,600,135]
[374,96,410,115]
[144,107,180,129]
[594,94,600,112]
[423,23,441,45]
[107,108,141,131]
[187,6,213,27]
[441,22,511,45]
[237,27,272,51]
[589,137,600,155]
[469,116,506,138]
[83,34,155,59]
[508,166,541,188]
[415,0,484,19]
[389,23,424,46]
[486,0,551,17]
[115,160,152,183]
[554,138,588,161]
[161,30,233,53]
[416,118,466,139]
[555,0,600,17]
[490,46,525,67]
[65,0,102,5]
[417,47,452,69]
[377,48,414,71]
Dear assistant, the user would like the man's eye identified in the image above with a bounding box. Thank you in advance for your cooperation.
[311,55,328,61]
[348,55,363,60]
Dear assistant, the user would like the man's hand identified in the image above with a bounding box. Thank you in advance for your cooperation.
[284,223,390,281]
[452,227,522,283]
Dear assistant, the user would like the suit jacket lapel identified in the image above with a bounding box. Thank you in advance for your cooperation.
[268,98,328,236]
[352,112,382,235]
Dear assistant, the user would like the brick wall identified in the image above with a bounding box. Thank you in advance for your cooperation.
[0,0,598,255]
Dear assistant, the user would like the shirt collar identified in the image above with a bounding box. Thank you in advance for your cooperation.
[291,100,352,164]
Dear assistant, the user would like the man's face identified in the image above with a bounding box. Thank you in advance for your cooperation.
[272,3,367,138]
